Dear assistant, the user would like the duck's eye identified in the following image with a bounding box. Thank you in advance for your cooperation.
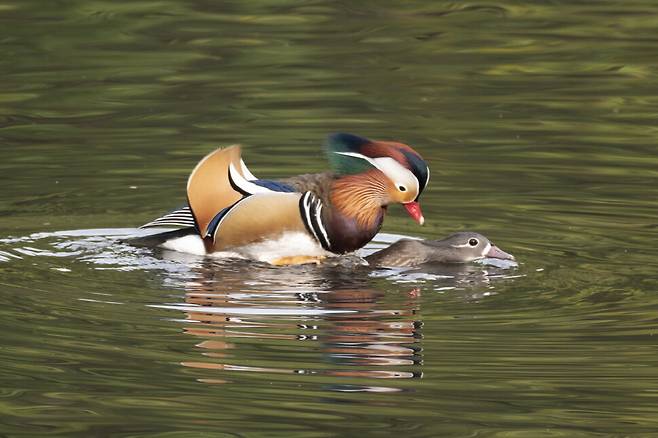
[468,238,478,247]
[398,185,407,192]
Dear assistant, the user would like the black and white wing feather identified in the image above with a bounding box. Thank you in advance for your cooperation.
[140,205,196,229]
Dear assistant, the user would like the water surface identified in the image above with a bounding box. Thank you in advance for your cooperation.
[1,1,658,436]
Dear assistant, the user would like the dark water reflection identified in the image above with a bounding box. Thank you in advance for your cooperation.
[3,0,658,436]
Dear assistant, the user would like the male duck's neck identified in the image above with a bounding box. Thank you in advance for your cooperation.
[324,172,386,253]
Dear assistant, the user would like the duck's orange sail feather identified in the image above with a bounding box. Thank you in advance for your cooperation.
[186,146,245,236]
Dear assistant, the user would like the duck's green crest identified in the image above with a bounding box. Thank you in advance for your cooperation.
[325,133,376,175]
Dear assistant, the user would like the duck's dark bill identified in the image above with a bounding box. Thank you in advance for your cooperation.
[486,245,515,260]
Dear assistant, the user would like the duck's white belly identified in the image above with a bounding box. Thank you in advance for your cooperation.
[234,232,333,263]
[160,234,207,255]
[160,231,332,264]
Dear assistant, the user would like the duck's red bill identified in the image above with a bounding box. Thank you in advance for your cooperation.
[403,201,424,225]
[486,245,515,260]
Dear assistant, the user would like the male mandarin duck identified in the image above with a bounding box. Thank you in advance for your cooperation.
[139,133,430,264]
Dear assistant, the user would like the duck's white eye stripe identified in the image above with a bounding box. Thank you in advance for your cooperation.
[372,157,419,194]
[335,151,366,158]
[334,152,419,194]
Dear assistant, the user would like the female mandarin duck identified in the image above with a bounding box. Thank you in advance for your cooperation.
[365,232,515,267]
[139,133,430,265]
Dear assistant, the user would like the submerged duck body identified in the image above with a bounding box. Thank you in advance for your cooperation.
[365,232,515,267]
[139,133,430,263]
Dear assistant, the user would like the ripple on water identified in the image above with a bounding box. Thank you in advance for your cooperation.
[0,227,518,398]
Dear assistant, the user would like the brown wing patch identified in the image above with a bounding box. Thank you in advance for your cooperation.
[210,192,306,252]
[186,146,245,237]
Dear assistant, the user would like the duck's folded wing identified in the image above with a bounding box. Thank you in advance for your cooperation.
[205,192,307,252]
[365,239,429,267]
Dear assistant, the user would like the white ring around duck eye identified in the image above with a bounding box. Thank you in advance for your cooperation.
[398,185,407,192]
[469,238,479,247]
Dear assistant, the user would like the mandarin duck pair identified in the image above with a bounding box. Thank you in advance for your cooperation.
[140,133,430,265]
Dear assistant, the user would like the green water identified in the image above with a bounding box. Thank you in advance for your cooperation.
[2,1,658,436]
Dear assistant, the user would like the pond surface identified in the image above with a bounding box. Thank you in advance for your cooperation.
[2,1,658,436]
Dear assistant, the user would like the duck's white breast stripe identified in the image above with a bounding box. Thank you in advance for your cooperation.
[299,192,331,251]
[301,193,319,242]
[308,196,330,251]
[314,202,330,248]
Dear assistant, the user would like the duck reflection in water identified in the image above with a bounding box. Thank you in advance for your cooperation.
[150,231,515,392]
[167,258,423,393]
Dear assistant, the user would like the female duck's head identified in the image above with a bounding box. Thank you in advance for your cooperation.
[431,232,515,263]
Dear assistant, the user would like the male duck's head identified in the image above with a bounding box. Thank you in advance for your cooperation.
[326,133,430,225]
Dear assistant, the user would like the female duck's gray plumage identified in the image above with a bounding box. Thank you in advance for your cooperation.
[365,232,514,267]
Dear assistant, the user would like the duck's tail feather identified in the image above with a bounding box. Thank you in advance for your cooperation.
[123,227,197,248]
[140,205,196,229]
